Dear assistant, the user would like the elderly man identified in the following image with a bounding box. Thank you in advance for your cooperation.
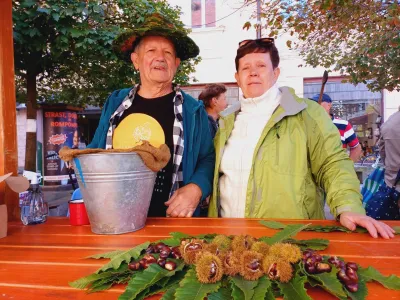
[88,14,215,218]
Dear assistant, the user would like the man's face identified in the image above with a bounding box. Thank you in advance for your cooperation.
[73,131,78,146]
[235,52,280,98]
[321,102,332,114]
[131,36,181,85]
[214,92,228,113]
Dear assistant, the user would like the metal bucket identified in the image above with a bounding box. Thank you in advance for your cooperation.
[72,152,156,234]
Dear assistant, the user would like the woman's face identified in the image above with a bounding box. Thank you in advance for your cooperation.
[235,52,280,98]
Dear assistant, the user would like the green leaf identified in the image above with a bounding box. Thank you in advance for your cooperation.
[160,284,179,300]
[52,13,60,21]
[175,269,221,300]
[259,220,287,229]
[37,8,50,14]
[120,260,184,300]
[86,250,124,259]
[157,237,181,247]
[277,273,312,300]
[358,266,400,290]
[252,276,272,300]
[69,272,117,289]
[208,286,233,300]
[283,238,330,250]
[392,226,400,235]
[301,264,347,298]
[260,224,310,245]
[231,279,245,300]
[170,232,192,240]
[230,276,258,300]
[96,242,149,273]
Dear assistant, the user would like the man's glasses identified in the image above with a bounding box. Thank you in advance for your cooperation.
[238,38,275,49]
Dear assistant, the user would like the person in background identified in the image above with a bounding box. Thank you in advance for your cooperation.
[208,37,394,239]
[379,106,400,193]
[88,13,215,218]
[198,84,228,138]
[361,141,369,157]
[311,93,362,162]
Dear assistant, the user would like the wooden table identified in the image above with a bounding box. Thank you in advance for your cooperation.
[1,218,400,299]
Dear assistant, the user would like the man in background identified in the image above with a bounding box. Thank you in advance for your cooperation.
[198,84,228,138]
[311,93,362,162]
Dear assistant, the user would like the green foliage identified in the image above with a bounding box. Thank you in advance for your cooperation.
[174,269,221,300]
[252,276,272,300]
[208,286,233,300]
[230,276,259,300]
[277,273,312,300]
[358,266,400,290]
[283,238,330,251]
[96,242,149,273]
[259,223,311,245]
[119,260,185,300]
[245,0,400,92]
[86,250,124,259]
[13,0,200,107]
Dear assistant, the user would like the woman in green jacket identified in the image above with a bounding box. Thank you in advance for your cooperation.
[208,38,394,239]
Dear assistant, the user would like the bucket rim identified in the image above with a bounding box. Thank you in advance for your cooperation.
[75,152,141,159]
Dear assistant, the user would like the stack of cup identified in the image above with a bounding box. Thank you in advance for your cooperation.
[69,199,90,226]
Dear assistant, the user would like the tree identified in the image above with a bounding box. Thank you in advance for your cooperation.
[13,0,200,171]
[244,0,400,92]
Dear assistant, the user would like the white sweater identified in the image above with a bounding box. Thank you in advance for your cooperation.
[219,84,281,217]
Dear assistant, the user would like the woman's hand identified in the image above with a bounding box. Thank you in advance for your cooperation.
[340,212,395,239]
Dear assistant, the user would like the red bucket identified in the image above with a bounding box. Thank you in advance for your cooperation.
[69,200,90,226]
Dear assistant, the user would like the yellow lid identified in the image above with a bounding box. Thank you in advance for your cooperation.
[113,113,165,149]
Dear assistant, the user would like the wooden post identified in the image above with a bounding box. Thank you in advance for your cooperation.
[0,0,19,221]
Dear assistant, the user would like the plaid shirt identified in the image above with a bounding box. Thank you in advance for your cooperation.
[105,84,184,196]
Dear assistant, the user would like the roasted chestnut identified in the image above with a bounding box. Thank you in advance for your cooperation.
[164,261,177,271]
[128,261,141,271]
[157,258,166,268]
[316,262,332,273]
[171,246,182,259]
[155,242,167,253]
[145,245,155,254]
[159,247,171,259]
[346,283,359,293]
[346,262,358,271]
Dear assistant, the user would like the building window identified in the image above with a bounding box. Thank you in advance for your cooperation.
[191,0,216,28]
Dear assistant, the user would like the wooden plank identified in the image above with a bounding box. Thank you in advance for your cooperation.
[0,0,19,221]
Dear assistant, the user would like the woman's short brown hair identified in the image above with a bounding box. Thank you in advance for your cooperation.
[198,84,227,108]
[235,39,280,71]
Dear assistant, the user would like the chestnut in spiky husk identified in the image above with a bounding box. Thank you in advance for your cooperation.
[250,242,270,256]
[128,261,141,271]
[196,253,223,283]
[269,243,302,263]
[180,239,204,264]
[239,251,264,281]
[263,255,293,283]
[222,251,241,276]
[205,243,220,256]
[164,260,177,271]
[212,235,232,251]
[231,235,255,253]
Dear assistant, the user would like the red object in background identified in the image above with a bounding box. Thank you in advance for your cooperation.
[69,200,90,226]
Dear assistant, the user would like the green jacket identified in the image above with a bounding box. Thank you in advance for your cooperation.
[208,87,365,219]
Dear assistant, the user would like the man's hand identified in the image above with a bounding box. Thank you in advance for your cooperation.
[340,212,395,239]
[165,183,202,218]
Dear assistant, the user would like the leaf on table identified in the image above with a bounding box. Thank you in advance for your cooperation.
[86,250,124,259]
[160,283,179,300]
[260,224,311,245]
[96,242,149,273]
[231,279,245,300]
[170,232,192,240]
[283,238,330,250]
[69,264,128,289]
[119,260,184,300]
[251,276,272,300]
[88,280,114,293]
[392,226,400,234]
[157,237,181,247]
[277,273,312,300]
[259,220,287,229]
[208,286,233,300]
[301,263,347,298]
[196,233,218,242]
[344,278,368,300]
[358,266,400,290]
[230,275,259,300]
[174,268,221,300]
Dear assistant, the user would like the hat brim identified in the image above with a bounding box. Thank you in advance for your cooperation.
[113,27,199,62]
